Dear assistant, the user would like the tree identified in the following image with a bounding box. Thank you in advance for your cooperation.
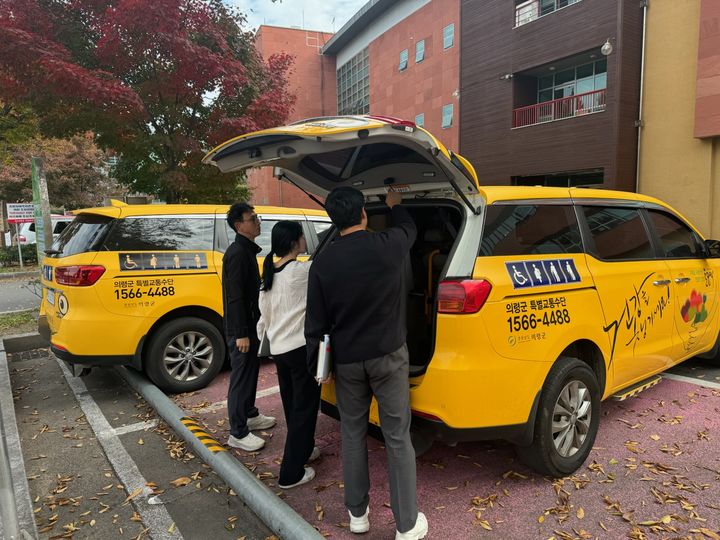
[0,134,125,208]
[0,0,295,203]
[0,102,38,160]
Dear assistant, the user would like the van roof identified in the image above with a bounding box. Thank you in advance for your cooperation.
[72,204,328,218]
[479,186,667,207]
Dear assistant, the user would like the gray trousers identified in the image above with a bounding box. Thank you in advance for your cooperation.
[334,343,418,533]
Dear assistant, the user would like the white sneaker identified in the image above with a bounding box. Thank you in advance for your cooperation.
[348,506,369,534]
[395,512,428,540]
[246,413,276,431]
[308,446,320,462]
[278,467,315,489]
[227,432,265,451]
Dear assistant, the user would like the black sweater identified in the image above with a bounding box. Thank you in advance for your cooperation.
[222,234,261,339]
[305,205,417,366]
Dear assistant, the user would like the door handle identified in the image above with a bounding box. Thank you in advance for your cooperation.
[653,279,671,286]
[674,277,691,284]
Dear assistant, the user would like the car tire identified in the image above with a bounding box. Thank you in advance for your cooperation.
[516,357,600,477]
[410,429,434,457]
[697,331,720,365]
[145,317,225,394]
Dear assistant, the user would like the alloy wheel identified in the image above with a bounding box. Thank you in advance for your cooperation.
[551,380,592,457]
[162,331,214,382]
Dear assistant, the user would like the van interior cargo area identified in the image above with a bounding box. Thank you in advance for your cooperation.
[366,202,464,375]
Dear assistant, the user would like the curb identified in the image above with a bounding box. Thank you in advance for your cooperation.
[0,271,38,281]
[117,366,324,540]
[2,332,48,354]
[0,335,41,540]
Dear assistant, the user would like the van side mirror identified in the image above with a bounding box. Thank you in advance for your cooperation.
[704,239,720,258]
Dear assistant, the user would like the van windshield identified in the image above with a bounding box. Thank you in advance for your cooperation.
[51,214,114,257]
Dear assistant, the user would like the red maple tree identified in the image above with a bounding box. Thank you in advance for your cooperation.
[0,0,295,202]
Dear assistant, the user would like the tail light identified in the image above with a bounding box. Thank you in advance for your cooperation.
[437,279,492,314]
[18,235,26,243]
[55,265,105,286]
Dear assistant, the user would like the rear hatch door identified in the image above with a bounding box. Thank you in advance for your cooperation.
[202,116,481,213]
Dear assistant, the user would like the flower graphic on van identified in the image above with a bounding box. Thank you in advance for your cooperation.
[680,290,707,324]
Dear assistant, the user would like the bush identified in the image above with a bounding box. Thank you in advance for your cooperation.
[0,245,39,267]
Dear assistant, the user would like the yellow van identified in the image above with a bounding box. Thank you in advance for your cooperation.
[204,115,720,476]
[39,203,330,393]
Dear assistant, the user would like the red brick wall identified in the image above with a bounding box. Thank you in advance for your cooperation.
[248,26,337,209]
[368,0,460,151]
[695,0,720,138]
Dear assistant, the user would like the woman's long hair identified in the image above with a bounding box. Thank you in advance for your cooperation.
[262,220,304,291]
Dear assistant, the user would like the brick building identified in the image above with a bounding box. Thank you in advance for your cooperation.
[322,0,460,150]
[248,26,336,209]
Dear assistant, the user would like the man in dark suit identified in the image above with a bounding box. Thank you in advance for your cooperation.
[223,202,276,451]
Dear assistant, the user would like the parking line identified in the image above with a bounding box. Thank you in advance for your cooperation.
[193,385,280,415]
[58,359,183,539]
[663,372,720,390]
[112,419,159,437]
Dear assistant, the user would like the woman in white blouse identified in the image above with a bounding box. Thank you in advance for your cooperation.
[257,221,320,489]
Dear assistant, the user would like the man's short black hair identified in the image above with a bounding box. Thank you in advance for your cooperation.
[227,202,255,231]
[325,187,364,230]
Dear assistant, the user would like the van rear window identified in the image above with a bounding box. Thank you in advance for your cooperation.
[51,214,114,257]
[479,204,583,256]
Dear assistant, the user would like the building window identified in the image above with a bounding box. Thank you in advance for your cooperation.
[513,56,608,128]
[441,104,453,128]
[513,169,604,187]
[399,49,409,71]
[415,40,425,63]
[415,113,425,127]
[515,0,582,27]
[537,59,607,104]
[337,48,370,115]
[443,23,455,49]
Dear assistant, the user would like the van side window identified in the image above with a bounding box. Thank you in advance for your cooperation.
[311,221,332,247]
[215,217,230,252]
[103,217,214,251]
[247,220,306,257]
[479,205,582,256]
[581,206,654,260]
[647,209,704,259]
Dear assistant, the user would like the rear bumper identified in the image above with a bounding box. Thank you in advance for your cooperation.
[51,345,141,369]
[321,390,540,447]
[50,333,146,371]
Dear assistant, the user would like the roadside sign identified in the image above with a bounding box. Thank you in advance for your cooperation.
[7,203,35,224]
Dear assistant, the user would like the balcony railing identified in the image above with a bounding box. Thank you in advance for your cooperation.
[512,89,606,128]
[515,0,581,27]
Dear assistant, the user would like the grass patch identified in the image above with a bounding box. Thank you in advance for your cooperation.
[0,311,36,332]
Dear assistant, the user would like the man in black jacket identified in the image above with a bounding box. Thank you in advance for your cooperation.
[305,187,428,540]
[223,202,276,452]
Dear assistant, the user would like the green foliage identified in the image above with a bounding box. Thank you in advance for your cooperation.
[0,245,39,266]
[0,103,38,160]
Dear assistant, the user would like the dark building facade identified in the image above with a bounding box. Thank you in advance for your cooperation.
[460,0,644,190]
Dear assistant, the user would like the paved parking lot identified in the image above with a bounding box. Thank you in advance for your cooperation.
[174,360,720,539]
[0,277,41,313]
